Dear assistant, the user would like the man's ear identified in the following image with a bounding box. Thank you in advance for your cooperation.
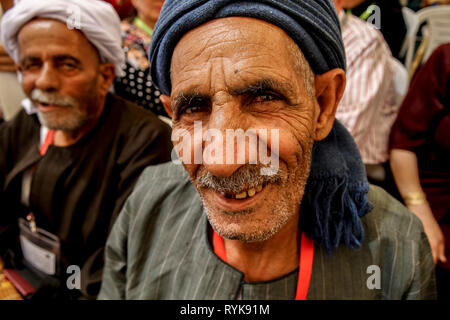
[160,94,173,118]
[98,62,116,95]
[313,68,346,141]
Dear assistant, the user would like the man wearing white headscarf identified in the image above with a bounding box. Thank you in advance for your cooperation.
[0,0,172,299]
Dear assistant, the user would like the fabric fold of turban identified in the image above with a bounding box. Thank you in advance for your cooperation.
[149,0,347,95]
[0,0,125,77]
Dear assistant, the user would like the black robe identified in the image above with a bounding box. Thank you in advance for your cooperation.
[0,93,172,299]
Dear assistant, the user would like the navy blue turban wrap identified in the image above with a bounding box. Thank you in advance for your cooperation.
[149,0,372,254]
[149,0,346,96]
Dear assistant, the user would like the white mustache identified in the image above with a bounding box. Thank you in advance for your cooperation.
[31,89,77,108]
[196,164,282,194]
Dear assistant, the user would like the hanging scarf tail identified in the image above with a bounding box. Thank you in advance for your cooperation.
[301,120,373,254]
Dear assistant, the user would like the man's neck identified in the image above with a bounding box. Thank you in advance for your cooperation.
[223,215,300,282]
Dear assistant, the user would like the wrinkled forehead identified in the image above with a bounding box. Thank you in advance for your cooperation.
[18,18,85,44]
[17,18,99,59]
[178,17,292,44]
[171,17,298,73]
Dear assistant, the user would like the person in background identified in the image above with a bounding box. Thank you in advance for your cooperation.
[333,0,406,191]
[390,43,450,300]
[343,0,406,60]
[0,0,172,299]
[114,0,168,117]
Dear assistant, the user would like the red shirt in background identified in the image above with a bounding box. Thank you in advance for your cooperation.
[103,0,134,19]
[389,44,450,266]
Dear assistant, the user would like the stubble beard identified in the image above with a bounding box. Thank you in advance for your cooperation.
[37,107,89,131]
[195,137,314,243]
[32,85,99,132]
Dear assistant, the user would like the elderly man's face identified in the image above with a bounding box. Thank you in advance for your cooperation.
[165,17,341,242]
[17,19,111,132]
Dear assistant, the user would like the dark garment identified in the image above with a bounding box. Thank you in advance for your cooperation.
[436,266,450,300]
[98,163,436,300]
[389,43,450,270]
[350,0,407,59]
[0,93,172,299]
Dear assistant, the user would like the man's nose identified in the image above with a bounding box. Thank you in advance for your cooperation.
[202,102,247,177]
[35,63,60,91]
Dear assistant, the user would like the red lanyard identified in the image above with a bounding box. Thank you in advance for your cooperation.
[27,130,55,221]
[213,230,314,300]
[40,130,55,156]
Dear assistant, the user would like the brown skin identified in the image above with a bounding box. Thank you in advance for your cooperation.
[390,149,447,265]
[161,17,345,282]
[17,19,115,146]
[131,0,164,30]
[0,0,13,11]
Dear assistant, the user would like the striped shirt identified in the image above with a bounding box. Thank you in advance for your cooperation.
[98,162,436,300]
[336,13,403,164]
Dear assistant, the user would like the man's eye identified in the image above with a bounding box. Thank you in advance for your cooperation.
[179,99,210,116]
[185,106,204,114]
[181,104,211,115]
[254,92,280,103]
[61,63,77,70]
[55,60,79,71]
[22,62,41,71]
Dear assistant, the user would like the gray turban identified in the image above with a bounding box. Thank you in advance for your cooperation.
[0,0,125,76]
[149,0,346,95]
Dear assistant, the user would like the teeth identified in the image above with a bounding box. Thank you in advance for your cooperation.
[222,184,265,200]
[235,191,247,199]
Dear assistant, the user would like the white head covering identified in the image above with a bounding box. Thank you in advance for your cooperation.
[0,0,125,76]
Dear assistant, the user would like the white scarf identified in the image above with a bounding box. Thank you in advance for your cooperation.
[0,0,125,77]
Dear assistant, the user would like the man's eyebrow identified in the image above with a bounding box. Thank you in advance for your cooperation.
[230,78,296,99]
[171,78,299,114]
[20,54,82,66]
[20,56,40,65]
[172,92,210,113]
[53,54,82,65]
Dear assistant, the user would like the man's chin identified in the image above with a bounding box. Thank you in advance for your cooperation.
[203,202,285,243]
[208,215,280,243]
[37,111,86,131]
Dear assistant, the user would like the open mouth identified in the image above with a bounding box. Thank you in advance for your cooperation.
[219,183,266,200]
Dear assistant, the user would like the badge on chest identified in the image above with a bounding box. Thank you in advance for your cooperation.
[18,214,61,276]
